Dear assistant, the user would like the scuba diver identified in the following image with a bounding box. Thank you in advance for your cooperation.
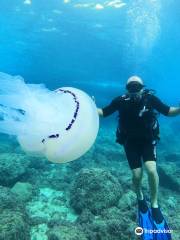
[97,76,180,240]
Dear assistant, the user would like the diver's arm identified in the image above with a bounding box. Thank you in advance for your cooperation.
[97,97,121,117]
[97,108,103,117]
[168,107,180,117]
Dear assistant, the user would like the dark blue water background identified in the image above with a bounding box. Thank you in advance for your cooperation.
[0,0,179,120]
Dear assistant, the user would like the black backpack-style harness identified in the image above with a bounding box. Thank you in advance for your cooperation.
[116,90,160,145]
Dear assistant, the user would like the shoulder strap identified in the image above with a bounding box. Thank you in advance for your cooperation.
[121,94,131,101]
[142,89,160,117]
[141,89,156,104]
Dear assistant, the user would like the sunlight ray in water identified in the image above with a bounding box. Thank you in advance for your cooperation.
[64,0,127,10]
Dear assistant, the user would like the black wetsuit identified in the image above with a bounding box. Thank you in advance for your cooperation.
[102,93,170,169]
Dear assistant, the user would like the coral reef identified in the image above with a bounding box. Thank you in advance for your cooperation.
[11,182,34,202]
[47,225,88,240]
[0,186,23,211]
[70,168,123,214]
[0,186,30,240]
[0,153,30,186]
[0,122,179,240]
[0,209,30,240]
[158,163,180,192]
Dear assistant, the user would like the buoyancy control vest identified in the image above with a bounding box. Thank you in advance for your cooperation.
[116,89,160,145]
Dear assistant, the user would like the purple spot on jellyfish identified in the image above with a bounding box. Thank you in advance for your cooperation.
[42,89,80,144]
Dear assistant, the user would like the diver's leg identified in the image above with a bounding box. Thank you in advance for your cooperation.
[144,161,159,208]
[124,141,149,213]
[123,140,144,199]
[143,142,164,222]
[132,167,144,200]
[144,160,164,223]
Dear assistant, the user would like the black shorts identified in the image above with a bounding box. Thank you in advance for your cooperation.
[123,139,157,170]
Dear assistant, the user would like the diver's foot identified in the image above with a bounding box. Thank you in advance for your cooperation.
[138,198,148,213]
[151,207,164,224]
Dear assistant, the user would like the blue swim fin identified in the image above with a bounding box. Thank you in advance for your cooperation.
[150,208,172,240]
[138,208,154,240]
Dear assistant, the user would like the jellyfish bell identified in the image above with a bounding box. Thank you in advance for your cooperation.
[0,72,99,163]
[42,87,99,163]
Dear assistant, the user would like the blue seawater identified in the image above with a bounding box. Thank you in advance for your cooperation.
[0,1,179,240]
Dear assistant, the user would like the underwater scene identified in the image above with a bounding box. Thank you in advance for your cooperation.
[0,0,180,239]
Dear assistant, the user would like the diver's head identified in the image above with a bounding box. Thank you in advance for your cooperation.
[126,76,144,93]
[126,76,144,101]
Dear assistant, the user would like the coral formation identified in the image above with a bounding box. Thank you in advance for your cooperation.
[0,153,30,186]
[0,186,30,239]
[47,225,88,240]
[0,121,180,240]
[0,186,23,211]
[0,209,30,240]
[11,182,34,202]
[70,168,123,214]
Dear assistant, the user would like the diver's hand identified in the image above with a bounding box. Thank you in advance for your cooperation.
[91,96,103,116]
[92,96,96,103]
[168,107,180,116]
[97,108,103,117]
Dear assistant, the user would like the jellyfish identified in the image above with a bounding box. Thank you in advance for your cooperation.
[0,72,99,163]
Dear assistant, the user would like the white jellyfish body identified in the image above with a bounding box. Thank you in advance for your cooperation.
[0,72,99,163]
[42,87,99,163]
